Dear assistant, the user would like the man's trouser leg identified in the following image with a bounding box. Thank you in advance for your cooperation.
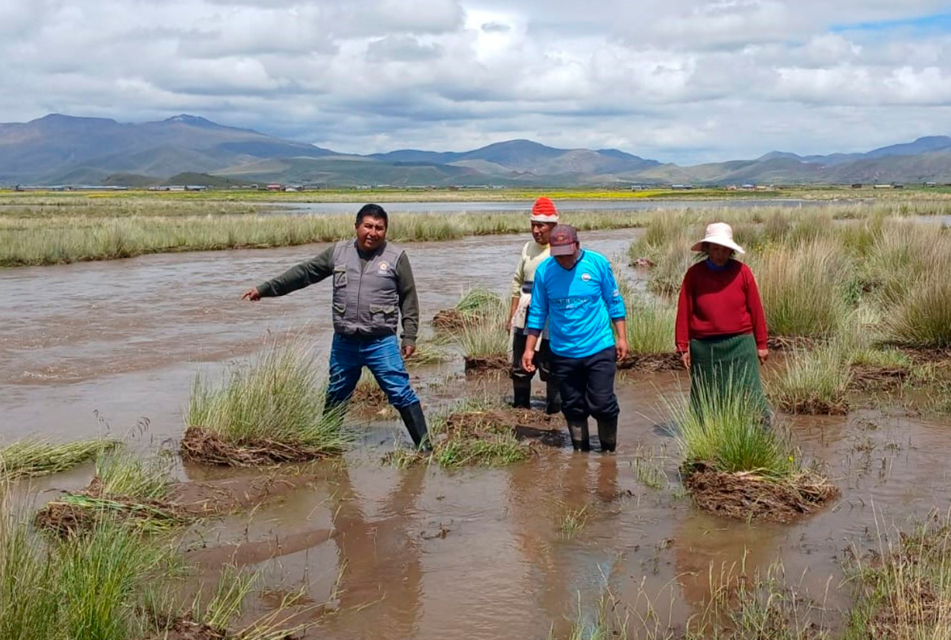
[585,346,620,452]
[537,339,562,415]
[364,335,430,450]
[324,334,365,422]
[510,331,534,409]
[551,353,590,451]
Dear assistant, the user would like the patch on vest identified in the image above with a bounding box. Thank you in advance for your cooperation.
[581,273,591,282]
[378,261,389,272]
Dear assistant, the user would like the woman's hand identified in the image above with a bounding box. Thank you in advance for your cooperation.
[680,351,691,370]
[758,349,769,364]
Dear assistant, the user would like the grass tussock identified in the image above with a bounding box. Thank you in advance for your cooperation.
[35,448,186,536]
[749,240,854,338]
[885,272,951,349]
[388,402,562,468]
[183,338,349,466]
[0,438,118,480]
[671,380,837,523]
[771,343,853,415]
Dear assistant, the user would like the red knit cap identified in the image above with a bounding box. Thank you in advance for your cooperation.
[530,197,559,223]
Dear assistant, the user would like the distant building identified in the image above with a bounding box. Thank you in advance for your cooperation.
[265,183,283,191]
[851,183,863,189]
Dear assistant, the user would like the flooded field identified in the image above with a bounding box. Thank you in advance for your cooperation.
[3,225,951,638]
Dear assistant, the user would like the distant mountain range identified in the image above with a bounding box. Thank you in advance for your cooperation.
[3,113,951,187]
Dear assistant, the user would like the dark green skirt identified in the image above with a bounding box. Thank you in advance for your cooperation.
[689,333,768,416]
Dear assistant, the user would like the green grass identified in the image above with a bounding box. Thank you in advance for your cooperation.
[770,342,853,415]
[427,400,530,468]
[186,337,349,453]
[885,272,951,348]
[844,519,951,640]
[671,378,795,479]
[560,506,589,540]
[0,497,167,640]
[94,448,171,501]
[0,439,117,480]
[749,240,854,338]
[625,296,676,355]
[450,292,510,359]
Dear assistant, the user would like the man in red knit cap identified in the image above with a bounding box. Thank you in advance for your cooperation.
[507,197,562,413]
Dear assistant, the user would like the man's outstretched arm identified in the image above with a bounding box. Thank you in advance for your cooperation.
[242,246,335,300]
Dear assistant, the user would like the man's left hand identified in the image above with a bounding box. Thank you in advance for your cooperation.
[402,344,416,359]
[615,338,629,362]
[757,348,769,364]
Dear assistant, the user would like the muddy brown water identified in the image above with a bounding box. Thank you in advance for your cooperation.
[4,229,951,638]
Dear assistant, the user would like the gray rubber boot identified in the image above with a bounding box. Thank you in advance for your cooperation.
[512,378,532,409]
[567,419,590,452]
[596,416,618,453]
[397,402,432,452]
[545,379,562,415]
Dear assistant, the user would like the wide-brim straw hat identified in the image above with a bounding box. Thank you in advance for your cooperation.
[690,222,745,254]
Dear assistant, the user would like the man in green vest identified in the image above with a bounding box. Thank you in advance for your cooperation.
[242,204,430,450]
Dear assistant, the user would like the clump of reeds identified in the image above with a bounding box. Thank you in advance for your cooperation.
[389,401,561,468]
[36,448,186,536]
[183,339,349,466]
[749,239,853,338]
[885,272,951,349]
[1,485,169,640]
[440,288,511,372]
[0,438,117,480]
[771,342,853,415]
[671,379,837,522]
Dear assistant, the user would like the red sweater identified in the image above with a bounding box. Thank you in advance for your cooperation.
[675,260,768,352]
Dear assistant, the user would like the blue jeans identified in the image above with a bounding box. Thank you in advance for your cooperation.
[326,334,419,410]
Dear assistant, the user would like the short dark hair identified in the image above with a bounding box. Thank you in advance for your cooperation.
[355,204,388,228]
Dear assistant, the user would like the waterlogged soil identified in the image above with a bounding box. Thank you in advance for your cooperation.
[4,229,951,637]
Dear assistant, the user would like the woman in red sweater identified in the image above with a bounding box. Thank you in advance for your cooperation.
[675,222,769,416]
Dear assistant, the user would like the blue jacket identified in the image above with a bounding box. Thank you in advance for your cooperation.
[526,249,626,358]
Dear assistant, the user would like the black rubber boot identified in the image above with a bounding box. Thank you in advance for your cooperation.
[567,419,590,452]
[512,378,532,409]
[398,402,432,452]
[596,416,618,453]
[545,379,562,415]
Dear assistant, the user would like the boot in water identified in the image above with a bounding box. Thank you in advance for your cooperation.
[545,379,562,415]
[398,402,432,452]
[567,419,590,452]
[596,416,617,453]
[512,378,532,409]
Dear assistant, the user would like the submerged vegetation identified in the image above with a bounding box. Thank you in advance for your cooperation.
[0,438,117,480]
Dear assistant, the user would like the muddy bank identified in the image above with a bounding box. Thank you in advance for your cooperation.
[682,462,839,524]
[181,426,343,467]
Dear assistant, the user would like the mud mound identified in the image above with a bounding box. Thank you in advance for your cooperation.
[443,407,562,438]
[682,462,838,524]
[898,346,951,365]
[778,398,849,415]
[431,309,466,331]
[464,355,510,373]
[850,364,909,392]
[465,354,512,374]
[181,426,340,467]
[149,615,226,640]
[618,353,683,372]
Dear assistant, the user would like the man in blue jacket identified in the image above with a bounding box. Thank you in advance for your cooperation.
[521,225,628,452]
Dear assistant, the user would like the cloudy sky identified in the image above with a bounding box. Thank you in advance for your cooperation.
[3,0,951,163]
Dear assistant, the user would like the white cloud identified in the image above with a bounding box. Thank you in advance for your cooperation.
[2,0,951,163]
